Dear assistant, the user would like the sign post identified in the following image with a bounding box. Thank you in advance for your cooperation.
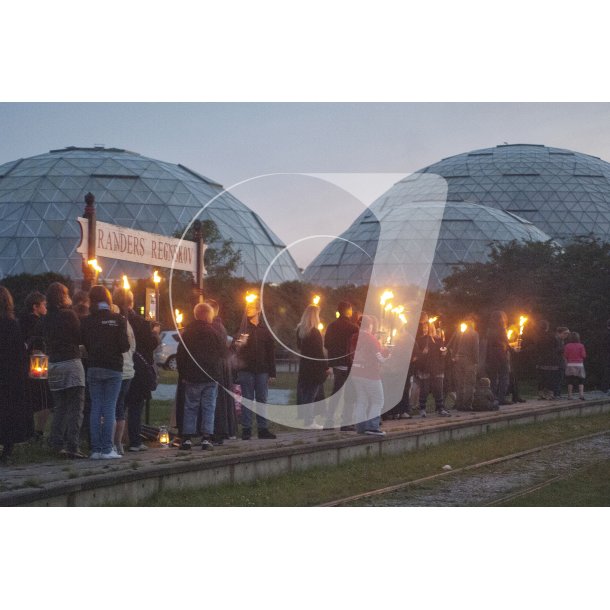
[193,220,205,305]
[81,192,97,291]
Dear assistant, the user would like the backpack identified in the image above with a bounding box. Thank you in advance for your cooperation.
[133,350,158,392]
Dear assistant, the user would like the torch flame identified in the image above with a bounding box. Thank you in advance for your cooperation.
[312,295,321,306]
[122,275,130,289]
[317,322,324,331]
[385,303,393,312]
[460,322,468,333]
[87,259,102,274]
[428,316,438,324]
[380,290,394,306]
[174,308,183,326]
[398,313,408,325]
[519,315,528,335]
[153,270,161,285]
[245,293,258,304]
[507,329,514,340]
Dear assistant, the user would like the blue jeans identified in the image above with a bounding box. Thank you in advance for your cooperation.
[182,381,218,437]
[237,371,269,430]
[352,376,383,433]
[88,368,123,455]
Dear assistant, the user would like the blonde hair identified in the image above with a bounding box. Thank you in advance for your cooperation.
[297,305,321,339]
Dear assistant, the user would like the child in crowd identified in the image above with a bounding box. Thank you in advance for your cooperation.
[472,377,499,411]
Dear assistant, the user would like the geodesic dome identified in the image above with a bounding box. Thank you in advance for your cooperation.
[304,199,552,291]
[417,143,610,242]
[0,146,301,282]
[305,143,610,290]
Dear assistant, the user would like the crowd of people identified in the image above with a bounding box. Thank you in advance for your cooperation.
[0,283,159,461]
[1,282,610,461]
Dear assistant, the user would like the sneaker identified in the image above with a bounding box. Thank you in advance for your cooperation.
[211,435,224,446]
[306,422,324,430]
[115,444,124,456]
[364,429,386,436]
[201,439,214,451]
[128,444,147,452]
[437,409,451,417]
[90,452,102,460]
[420,409,427,418]
[228,436,238,441]
[58,448,70,458]
[101,450,122,459]
[257,429,277,439]
[241,428,252,441]
[399,412,412,419]
[179,439,192,451]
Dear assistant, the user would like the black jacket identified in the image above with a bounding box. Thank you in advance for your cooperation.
[324,315,359,368]
[297,328,328,386]
[234,321,276,377]
[413,334,446,376]
[81,308,130,372]
[127,309,159,364]
[0,317,32,445]
[19,312,46,353]
[40,306,81,363]
[486,328,510,367]
[177,320,227,383]
[536,331,564,368]
[125,309,160,403]
[451,328,479,365]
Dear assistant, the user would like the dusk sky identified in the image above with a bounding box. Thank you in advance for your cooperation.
[3,102,610,267]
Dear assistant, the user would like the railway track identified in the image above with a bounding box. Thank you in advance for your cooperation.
[320,429,610,507]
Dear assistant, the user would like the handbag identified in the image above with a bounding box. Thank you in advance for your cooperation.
[133,351,158,392]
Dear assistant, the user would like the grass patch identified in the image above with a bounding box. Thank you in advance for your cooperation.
[146,399,173,426]
[137,410,610,507]
[157,369,178,385]
[500,458,610,506]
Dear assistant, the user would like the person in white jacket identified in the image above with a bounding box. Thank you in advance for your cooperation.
[112,288,136,455]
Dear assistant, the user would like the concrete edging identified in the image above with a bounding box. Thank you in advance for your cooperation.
[3,398,610,506]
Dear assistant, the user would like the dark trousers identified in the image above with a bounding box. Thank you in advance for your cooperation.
[417,376,445,411]
[454,358,477,410]
[508,373,522,401]
[49,386,85,452]
[126,397,146,448]
[487,360,510,403]
[297,381,323,425]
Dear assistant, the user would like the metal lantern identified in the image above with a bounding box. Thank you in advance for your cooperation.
[158,426,170,448]
[29,351,49,380]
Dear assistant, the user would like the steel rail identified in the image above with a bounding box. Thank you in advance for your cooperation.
[320,429,610,507]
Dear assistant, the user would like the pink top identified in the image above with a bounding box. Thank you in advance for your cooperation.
[564,342,586,364]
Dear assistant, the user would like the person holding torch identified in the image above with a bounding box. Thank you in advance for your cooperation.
[233,295,277,440]
[450,316,479,411]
